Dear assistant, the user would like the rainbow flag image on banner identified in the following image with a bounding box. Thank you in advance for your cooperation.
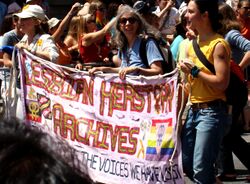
[146,118,175,161]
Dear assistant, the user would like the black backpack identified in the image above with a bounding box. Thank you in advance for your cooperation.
[139,36,175,74]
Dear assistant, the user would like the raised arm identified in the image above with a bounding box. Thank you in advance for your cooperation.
[81,17,116,47]
[155,0,174,20]
[52,3,81,42]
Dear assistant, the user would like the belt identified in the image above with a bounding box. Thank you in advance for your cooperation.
[191,100,226,110]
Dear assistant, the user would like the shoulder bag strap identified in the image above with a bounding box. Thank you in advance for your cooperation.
[192,38,215,74]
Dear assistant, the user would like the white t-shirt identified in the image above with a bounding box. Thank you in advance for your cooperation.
[19,34,59,63]
[153,6,180,36]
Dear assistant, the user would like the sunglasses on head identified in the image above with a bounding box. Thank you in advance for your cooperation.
[119,17,138,25]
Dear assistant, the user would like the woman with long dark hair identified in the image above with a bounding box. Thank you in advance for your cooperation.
[89,5,164,79]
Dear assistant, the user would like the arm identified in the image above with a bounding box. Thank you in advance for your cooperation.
[227,30,250,70]
[68,44,78,52]
[64,35,77,48]
[199,43,230,90]
[52,3,80,42]
[16,36,59,63]
[3,52,12,68]
[155,0,174,20]
[82,17,116,47]
[88,66,120,75]
[239,51,250,69]
[118,61,163,79]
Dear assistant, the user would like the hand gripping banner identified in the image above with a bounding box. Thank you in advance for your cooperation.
[18,50,184,184]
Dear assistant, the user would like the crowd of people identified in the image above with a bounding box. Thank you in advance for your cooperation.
[0,0,250,183]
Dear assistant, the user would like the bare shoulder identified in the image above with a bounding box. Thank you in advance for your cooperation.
[213,42,230,61]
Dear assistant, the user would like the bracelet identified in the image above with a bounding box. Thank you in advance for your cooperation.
[190,66,200,78]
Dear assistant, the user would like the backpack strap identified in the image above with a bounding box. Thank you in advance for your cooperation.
[192,38,215,74]
[139,36,165,67]
[139,37,149,68]
[139,36,174,73]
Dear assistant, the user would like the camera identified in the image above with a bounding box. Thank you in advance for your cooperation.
[133,0,156,14]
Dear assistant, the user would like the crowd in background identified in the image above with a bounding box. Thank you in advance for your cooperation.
[0,0,250,183]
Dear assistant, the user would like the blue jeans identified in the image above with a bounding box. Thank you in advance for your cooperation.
[181,104,228,184]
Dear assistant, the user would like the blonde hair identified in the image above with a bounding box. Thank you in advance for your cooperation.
[79,14,95,35]
[67,16,81,41]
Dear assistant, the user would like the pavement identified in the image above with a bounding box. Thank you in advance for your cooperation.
[184,132,250,184]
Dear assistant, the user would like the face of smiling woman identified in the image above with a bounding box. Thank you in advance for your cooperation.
[119,12,139,39]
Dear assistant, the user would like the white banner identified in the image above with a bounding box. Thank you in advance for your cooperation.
[19,50,184,184]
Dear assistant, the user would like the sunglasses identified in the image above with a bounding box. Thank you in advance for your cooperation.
[119,17,138,25]
[241,6,250,10]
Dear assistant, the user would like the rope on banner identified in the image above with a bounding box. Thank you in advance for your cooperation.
[169,72,186,184]
[6,46,18,120]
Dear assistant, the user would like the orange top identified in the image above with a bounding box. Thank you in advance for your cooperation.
[56,41,72,65]
[241,18,250,40]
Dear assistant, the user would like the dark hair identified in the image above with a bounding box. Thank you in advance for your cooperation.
[0,15,13,35]
[194,0,222,32]
[107,2,121,21]
[33,18,49,34]
[0,118,92,184]
[218,2,241,35]
[122,0,136,6]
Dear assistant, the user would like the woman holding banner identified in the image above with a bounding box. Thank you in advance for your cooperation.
[179,0,231,183]
[88,5,164,79]
[14,5,59,63]
[11,5,58,120]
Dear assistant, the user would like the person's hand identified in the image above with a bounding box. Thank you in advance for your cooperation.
[179,59,194,74]
[186,27,197,40]
[88,67,102,76]
[118,66,139,80]
[75,63,83,70]
[15,42,29,50]
[70,2,82,17]
[167,0,175,8]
